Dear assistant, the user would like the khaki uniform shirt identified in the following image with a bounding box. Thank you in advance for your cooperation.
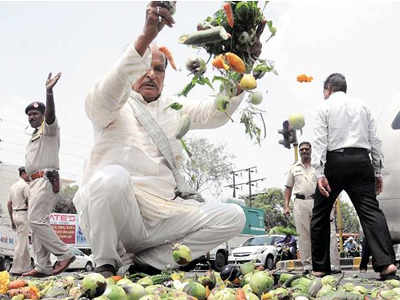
[25,119,60,175]
[285,161,317,197]
[9,179,29,210]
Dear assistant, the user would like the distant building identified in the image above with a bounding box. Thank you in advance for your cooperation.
[0,162,75,217]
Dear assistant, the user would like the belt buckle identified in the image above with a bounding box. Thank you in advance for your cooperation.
[334,148,345,153]
[30,170,44,180]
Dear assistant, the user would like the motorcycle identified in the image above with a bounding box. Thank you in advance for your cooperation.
[344,245,360,257]
[275,242,297,262]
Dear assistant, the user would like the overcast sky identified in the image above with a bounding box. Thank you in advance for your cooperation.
[1,1,400,200]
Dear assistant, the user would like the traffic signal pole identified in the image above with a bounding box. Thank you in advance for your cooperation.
[294,143,299,163]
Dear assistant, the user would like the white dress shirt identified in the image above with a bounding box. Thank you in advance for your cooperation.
[312,91,383,178]
[82,43,245,200]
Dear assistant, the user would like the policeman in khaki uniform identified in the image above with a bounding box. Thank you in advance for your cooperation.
[7,167,32,275]
[284,141,341,273]
[22,73,75,277]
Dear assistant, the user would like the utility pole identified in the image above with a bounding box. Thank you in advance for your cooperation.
[225,167,266,207]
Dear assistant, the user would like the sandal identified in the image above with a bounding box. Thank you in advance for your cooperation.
[94,264,116,278]
[311,271,329,277]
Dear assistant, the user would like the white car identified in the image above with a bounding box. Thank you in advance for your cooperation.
[50,247,94,272]
[228,234,284,270]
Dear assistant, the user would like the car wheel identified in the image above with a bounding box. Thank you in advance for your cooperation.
[4,258,12,272]
[85,262,94,272]
[265,255,275,270]
[213,252,227,272]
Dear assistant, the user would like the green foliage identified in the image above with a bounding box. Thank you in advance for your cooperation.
[181,138,234,196]
[179,74,214,97]
[165,102,183,111]
[243,187,296,231]
[269,226,297,235]
[339,200,361,233]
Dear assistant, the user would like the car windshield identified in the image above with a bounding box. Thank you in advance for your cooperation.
[71,248,84,256]
[242,236,274,246]
[392,111,400,129]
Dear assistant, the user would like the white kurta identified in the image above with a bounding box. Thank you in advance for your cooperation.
[80,44,244,202]
[73,44,246,269]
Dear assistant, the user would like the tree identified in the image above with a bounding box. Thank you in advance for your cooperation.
[244,187,296,232]
[181,138,234,196]
[338,200,361,233]
[54,185,78,214]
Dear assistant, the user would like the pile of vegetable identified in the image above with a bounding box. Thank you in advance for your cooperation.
[175,1,278,144]
[1,262,400,300]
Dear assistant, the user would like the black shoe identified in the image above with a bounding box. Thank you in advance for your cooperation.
[359,267,367,273]
[379,273,400,281]
[302,269,311,275]
[179,256,206,272]
[330,269,342,274]
[95,264,116,278]
[128,263,161,275]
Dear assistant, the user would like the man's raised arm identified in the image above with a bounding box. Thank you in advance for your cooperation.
[86,1,175,129]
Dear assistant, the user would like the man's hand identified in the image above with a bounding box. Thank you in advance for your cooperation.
[143,2,175,41]
[46,72,61,91]
[376,176,383,195]
[317,176,331,198]
[284,207,291,217]
[135,2,176,56]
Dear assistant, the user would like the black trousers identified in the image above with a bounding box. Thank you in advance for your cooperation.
[360,237,371,270]
[311,149,394,272]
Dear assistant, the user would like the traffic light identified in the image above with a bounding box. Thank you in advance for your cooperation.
[288,127,297,144]
[278,120,297,149]
[278,120,291,149]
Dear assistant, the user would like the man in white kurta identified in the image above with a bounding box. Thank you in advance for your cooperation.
[73,2,264,276]
[7,167,32,275]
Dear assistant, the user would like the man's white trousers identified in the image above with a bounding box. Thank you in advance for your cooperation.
[293,198,340,270]
[74,165,246,270]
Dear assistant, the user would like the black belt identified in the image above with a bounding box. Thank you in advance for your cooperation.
[295,193,314,200]
[328,147,368,154]
[13,208,28,212]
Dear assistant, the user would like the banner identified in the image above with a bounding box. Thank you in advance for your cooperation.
[50,213,76,244]
[49,213,90,248]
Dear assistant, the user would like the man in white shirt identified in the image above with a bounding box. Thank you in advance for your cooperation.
[311,73,396,278]
[284,141,340,274]
[73,2,264,277]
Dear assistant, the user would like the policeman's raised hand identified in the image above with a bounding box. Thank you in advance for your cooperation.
[317,176,331,198]
[375,176,383,195]
[143,2,175,41]
[46,72,62,91]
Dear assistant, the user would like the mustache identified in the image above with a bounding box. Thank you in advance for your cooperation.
[141,79,157,88]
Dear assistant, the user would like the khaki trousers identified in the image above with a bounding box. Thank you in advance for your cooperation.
[9,211,32,274]
[28,178,74,274]
[293,198,340,270]
[74,164,246,270]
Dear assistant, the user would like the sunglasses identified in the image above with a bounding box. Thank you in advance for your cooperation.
[299,148,311,152]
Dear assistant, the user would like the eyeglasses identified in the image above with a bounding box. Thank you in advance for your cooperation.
[299,148,311,152]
